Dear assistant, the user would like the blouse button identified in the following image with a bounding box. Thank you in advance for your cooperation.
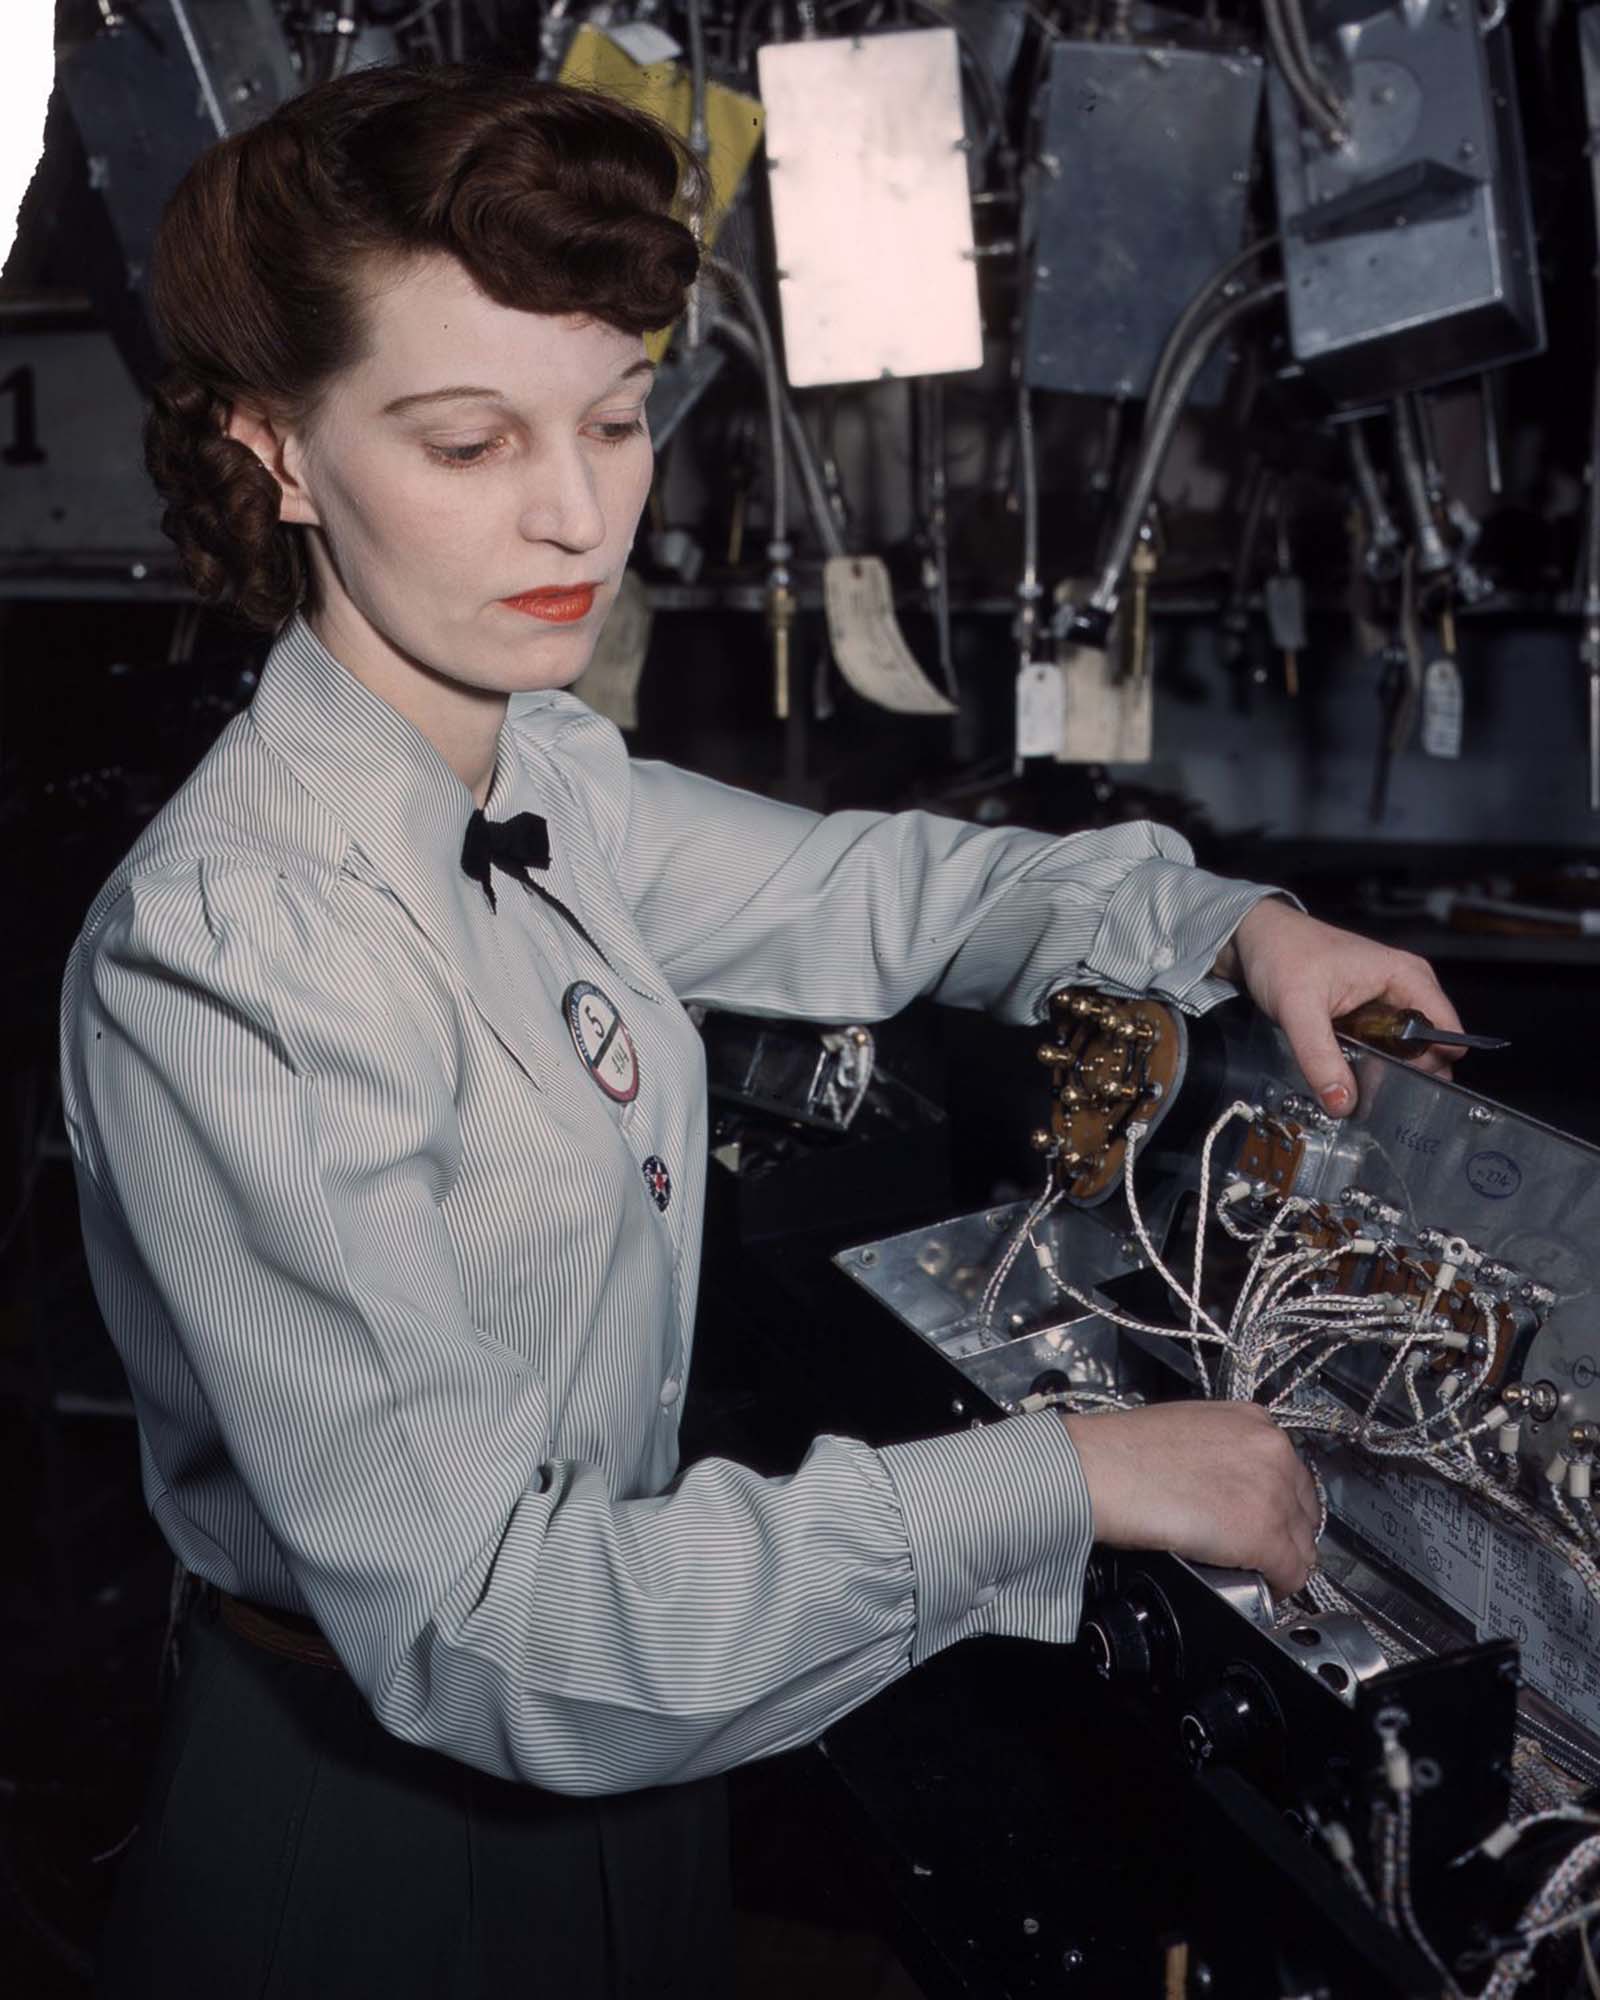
[659,1375,682,1409]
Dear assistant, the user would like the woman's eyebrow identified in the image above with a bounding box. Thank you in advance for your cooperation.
[382,361,656,418]
[381,385,505,416]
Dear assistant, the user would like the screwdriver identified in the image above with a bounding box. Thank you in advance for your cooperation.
[1333,1002,1509,1059]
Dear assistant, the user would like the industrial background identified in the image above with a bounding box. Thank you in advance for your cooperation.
[9,2,1600,1995]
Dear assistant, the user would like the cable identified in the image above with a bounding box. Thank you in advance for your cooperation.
[1390,396,1454,578]
[1075,281,1286,638]
[1260,0,1347,148]
[1016,383,1042,667]
[704,258,788,559]
[1345,420,1404,580]
[1144,236,1280,422]
[711,316,846,559]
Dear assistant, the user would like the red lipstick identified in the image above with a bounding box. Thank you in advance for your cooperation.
[500,584,598,624]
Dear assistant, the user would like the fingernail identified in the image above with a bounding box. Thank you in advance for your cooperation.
[1321,1084,1351,1114]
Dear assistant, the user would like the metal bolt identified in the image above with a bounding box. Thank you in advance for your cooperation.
[1022,1916,1040,1935]
[1525,1380,1560,1423]
[1469,1105,1493,1126]
[951,1398,967,1418]
[860,1247,877,1266]
[1062,1948,1084,1972]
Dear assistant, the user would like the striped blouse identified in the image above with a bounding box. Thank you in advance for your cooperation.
[58,613,1277,1796]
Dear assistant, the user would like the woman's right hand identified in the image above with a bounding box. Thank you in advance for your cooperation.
[1060,1400,1321,1600]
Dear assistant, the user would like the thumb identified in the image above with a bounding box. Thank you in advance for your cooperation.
[1275,996,1357,1117]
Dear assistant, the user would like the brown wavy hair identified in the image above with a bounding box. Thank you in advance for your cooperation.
[145,66,706,630]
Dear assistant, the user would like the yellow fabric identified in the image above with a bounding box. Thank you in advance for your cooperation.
[558,23,765,360]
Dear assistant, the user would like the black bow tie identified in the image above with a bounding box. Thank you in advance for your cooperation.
[461,808,551,912]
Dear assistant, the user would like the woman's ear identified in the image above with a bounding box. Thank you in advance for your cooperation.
[225,405,321,527]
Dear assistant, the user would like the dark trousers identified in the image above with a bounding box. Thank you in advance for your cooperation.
[97,1589,733,1998]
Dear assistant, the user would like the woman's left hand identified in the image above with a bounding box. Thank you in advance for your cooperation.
[1215,899,1464,1118]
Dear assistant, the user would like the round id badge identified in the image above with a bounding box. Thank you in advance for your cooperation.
[564,981,639,1103]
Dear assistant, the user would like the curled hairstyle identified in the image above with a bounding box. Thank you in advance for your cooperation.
[145,66,706,630]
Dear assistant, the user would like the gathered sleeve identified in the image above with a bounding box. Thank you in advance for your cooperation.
[61,860,1095,1795]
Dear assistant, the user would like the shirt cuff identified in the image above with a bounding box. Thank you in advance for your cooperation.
[1074,862,1301,1015]
[873,1409,1095,1665]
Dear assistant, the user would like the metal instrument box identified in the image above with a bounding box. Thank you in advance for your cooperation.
[1021,38,1263,403]
[1266,2,1543,404]
[757,28,984,387]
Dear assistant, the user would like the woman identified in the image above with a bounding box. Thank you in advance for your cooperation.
[62,62,1458,1996]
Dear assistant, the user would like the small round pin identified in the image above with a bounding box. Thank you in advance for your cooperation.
[641,1155,672,1212]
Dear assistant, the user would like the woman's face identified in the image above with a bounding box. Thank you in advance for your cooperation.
[279,253,656,697]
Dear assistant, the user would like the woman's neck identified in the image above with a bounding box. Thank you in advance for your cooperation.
[306,601,507,808]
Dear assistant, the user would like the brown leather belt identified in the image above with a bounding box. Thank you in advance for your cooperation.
[219,1589,343,1670]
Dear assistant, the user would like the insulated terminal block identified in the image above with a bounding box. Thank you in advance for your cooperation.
[1034,988,1185,1206]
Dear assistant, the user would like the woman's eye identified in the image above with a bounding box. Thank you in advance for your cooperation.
[589,417,647,446]
[425,437,504,469]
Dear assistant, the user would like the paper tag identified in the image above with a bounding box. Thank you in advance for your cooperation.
[1421,656,1464,759]
[1055,637,1153,763]
[823,555,956,715]
[603,21,682,64]
[1015,661,1065,758]
[572,569,653,732]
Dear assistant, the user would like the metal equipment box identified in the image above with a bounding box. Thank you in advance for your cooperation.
[1021,38,1264,404]
[1266,2,1543,404]
[757,28,984,387]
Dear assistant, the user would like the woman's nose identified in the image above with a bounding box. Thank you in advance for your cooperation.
[516,443,606,553]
